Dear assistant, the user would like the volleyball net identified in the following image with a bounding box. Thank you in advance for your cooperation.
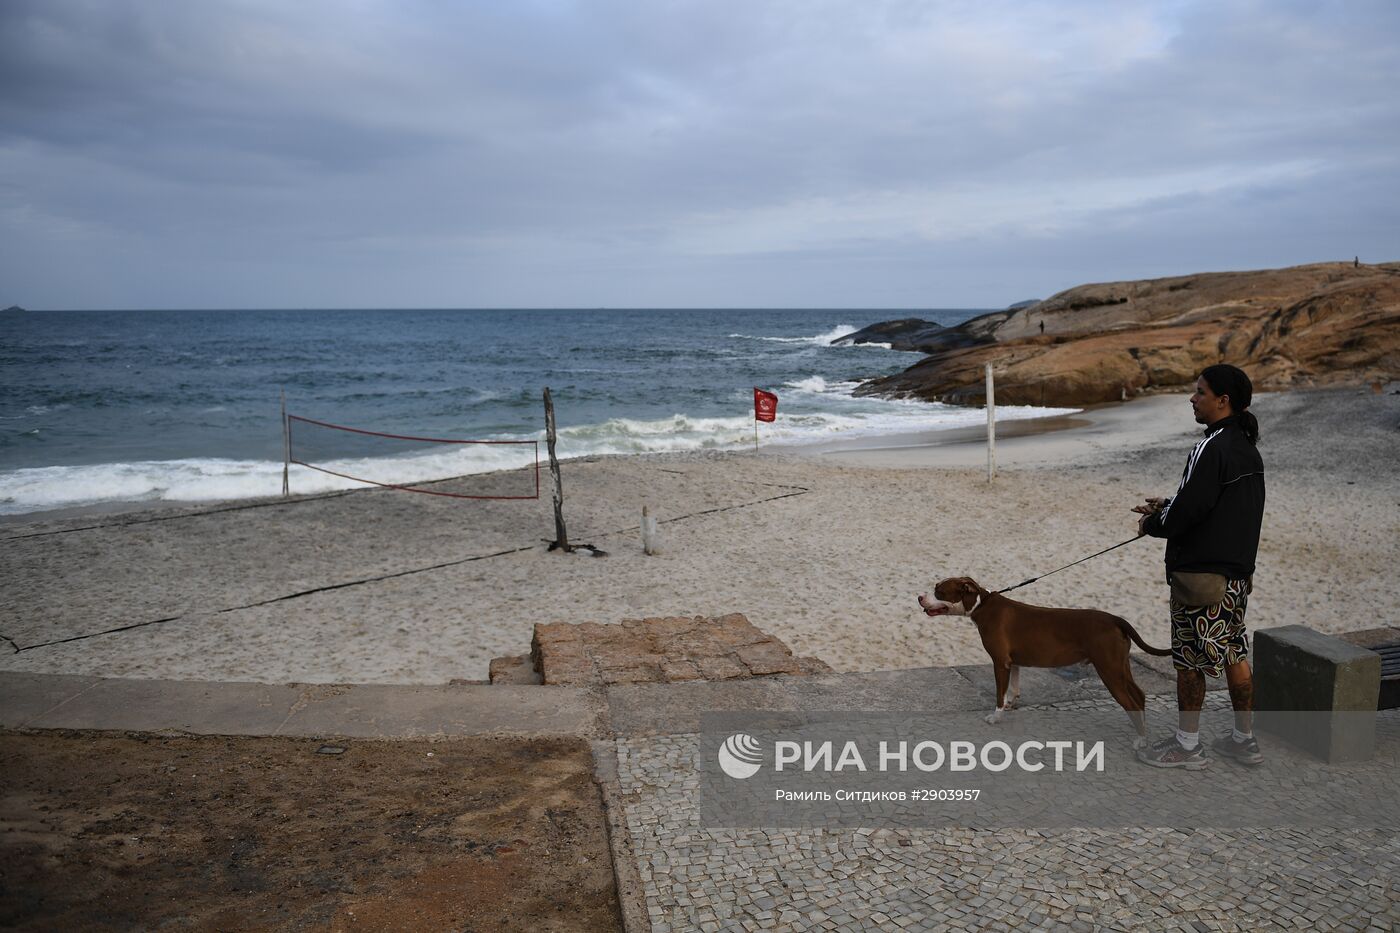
[285,414,540,500]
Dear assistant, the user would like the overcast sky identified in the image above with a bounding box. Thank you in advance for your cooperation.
[1,0,1397,309]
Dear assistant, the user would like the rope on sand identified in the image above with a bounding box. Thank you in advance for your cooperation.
[11,482,812,653]
[652,486,809,527]
[1,490,360,542]
[12,542,538,653]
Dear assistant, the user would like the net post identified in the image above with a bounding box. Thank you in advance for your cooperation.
[543,387,570,552]
[281,389,290,497]
[985,363,996,483]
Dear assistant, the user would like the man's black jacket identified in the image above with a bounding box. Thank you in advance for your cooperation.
[1142,414,1265,580]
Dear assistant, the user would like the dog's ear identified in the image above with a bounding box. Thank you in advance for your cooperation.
[956,577,979,611]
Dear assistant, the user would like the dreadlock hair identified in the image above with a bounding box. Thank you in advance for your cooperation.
[1200,363,1259,445]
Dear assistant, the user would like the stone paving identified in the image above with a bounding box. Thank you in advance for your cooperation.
[612,695,1400,932]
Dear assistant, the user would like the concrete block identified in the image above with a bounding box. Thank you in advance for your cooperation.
[1254,625,1381,763]
[1337,627,1400,710]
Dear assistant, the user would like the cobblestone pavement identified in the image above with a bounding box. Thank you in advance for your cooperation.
[614,696,1400,932]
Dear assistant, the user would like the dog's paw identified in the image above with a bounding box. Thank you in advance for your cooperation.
[1132,736,1148,751]
[1004,696,1020,710]
[984,710,1005,725]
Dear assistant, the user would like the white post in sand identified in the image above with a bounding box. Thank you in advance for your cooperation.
[281,388,290,497]
[642,504,660,555]
[985,363,996,483]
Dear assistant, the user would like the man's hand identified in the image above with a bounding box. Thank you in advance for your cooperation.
[1133,497,1165,536]
[1131,497,1167,515]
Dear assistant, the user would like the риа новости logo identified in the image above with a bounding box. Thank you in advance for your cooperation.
[718,733,764,779]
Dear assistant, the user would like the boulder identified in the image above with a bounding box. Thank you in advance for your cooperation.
[831,318,949,352]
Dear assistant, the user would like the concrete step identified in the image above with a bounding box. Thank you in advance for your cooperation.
[0,672,601,738]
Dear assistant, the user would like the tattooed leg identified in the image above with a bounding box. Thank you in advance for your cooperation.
[1177,669,1206,733]
[1225,660,1253,734]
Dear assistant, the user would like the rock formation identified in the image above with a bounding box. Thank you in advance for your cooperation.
[854,262,1400,407]
[832,318,946,352]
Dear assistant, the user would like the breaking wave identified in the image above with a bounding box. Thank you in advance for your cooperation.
[0,397,1078,515]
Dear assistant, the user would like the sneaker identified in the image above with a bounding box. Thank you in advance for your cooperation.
[1136,735,1209,770]
[1211,732,1264,766]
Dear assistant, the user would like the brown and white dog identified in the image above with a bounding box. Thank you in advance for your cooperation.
[919,577,1171,745]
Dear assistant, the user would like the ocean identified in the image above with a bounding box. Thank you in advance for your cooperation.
[0,308,1075,515]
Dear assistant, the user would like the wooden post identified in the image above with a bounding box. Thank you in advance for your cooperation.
[281,388,290,497]
[753,418,759,452]
[543,387,569,552]
[985,363,996,483]
[642,504,660,555]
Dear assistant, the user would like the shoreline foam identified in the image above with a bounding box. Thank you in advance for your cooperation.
[1,398,1085,524]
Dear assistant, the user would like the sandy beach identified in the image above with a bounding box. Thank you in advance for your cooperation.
[2,385,1396,685]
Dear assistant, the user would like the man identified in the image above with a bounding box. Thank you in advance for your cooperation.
[1132,364,1265,768]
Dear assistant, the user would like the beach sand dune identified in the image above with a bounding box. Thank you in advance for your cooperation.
[2,387,1396,685]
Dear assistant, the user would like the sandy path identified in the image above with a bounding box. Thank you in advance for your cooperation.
[1,386,1396,684]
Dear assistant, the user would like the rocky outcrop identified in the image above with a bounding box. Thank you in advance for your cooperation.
[855,262,1400,407]
[836,313,1014,355]
[831,318,946,352]
[503,614,832,687]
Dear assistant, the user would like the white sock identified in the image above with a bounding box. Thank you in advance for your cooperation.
[1232,727,1253,742]
[1176,729,1199,750]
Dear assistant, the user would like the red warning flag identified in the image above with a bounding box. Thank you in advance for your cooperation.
[753,387,778,422]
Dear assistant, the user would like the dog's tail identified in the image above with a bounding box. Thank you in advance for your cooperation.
[1116,618,1172,656]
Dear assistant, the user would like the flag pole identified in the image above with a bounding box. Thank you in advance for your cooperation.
[754,417,759,452]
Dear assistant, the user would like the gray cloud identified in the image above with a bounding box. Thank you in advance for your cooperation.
[1,0,1397,308]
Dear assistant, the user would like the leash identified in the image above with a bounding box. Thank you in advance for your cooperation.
[994,533,1146,595]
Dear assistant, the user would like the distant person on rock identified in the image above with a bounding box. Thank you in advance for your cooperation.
[1132,364,1265,770]
[1039,320,1045,335]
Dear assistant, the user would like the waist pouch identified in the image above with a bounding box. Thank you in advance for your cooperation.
[1169,571,1228,607]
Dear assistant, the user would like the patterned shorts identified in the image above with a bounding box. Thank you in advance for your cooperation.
[1170,577,1251,677]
